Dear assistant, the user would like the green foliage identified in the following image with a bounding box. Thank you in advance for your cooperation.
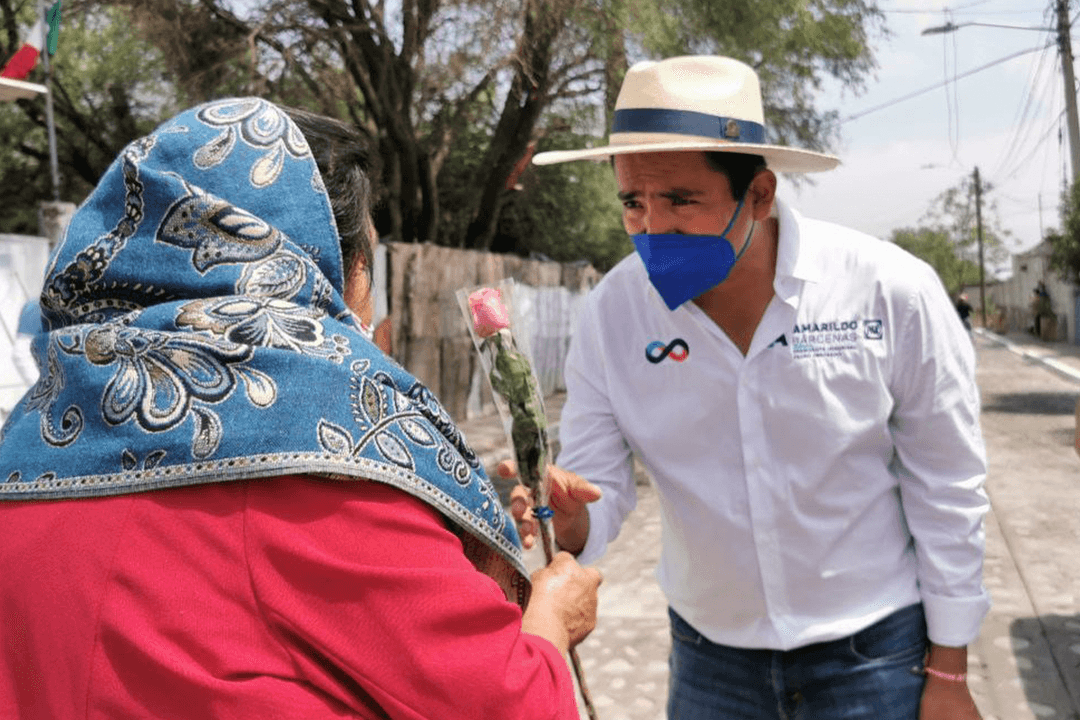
[0,4,174,234]
[889,226,981,297]
[0,108,45,233]
[437,123,630,270]
[1,0,885,269]
[883,170,1014,297]
[621,0,885,153]
[1047,181,1080,285]
[431,88,633,269]
[919,171,1011,271]
[122,0,256,106]
[499,148,632,272]
[888,172,1017,297]
[434,117,496,247]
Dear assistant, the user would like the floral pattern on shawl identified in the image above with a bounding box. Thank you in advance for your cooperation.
[193,97,311,188]
[0,98,528,605]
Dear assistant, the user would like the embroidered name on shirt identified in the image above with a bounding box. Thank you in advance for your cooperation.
[789,319,883,359]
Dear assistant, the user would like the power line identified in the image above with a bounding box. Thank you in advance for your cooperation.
[952,19,963,161]
[995,107,1064,185]
[841,43,1052,123]
[883,4,1050,16]
[879,1,993,14]
[931,9,964,161]
[991,39,1057,180]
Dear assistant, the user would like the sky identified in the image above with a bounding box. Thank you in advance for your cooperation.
[775,0,1068,276]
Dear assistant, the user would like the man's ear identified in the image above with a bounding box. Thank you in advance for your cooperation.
[748,169,777,221]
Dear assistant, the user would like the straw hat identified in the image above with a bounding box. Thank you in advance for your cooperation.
[532,55,840,173]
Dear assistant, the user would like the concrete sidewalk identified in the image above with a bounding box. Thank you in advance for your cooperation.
[459,398,670,719]
[979,327,1080,386]
[455,330,1080,720]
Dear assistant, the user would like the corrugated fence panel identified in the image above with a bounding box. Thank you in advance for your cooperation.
[382,241,601,422]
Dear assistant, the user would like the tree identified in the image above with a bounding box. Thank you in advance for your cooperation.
[621,0,884,154]
[118,0,610,251]
[495,139,633,271]
[13,0,886,265]
[889,226,981,297]
[887,172,1017,303]
[1047,182,1080,285]
[917,171,1012,279]
[0,0,175,234]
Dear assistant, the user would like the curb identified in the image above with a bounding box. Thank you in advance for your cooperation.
[977,328,1080,385]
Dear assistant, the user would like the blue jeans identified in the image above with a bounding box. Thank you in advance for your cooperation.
[667,604,928,720]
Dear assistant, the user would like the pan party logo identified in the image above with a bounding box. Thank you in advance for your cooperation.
[779,318,884,360]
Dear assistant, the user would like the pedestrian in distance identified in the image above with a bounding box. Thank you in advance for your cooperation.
[1030,281,1054,339]
[956,293,974,332]
[0,98,600,720]
[509,55,989,720]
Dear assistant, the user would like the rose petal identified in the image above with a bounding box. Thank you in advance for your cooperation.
[468,287,510,338]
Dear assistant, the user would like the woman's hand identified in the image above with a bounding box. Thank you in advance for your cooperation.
[521,552,603,654]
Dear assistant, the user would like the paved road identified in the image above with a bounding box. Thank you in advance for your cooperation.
[467,331,1080,719]
[972,334,1080,720]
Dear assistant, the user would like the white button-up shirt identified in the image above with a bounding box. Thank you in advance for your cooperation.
[558,200,990,650]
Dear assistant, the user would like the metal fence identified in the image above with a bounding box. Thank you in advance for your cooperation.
[381,241,602,422]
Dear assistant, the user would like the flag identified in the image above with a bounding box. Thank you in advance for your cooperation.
[46,1,62,57]
[0,19,45,81]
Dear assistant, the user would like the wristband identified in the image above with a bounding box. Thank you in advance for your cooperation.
[924,666,967,683]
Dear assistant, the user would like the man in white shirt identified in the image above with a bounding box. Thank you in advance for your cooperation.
[513,55,988,720]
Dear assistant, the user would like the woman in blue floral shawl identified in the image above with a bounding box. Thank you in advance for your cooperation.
[0,99,600,720]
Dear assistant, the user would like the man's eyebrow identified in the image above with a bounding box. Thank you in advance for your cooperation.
[661,187,703,199]
[616,187,703,201]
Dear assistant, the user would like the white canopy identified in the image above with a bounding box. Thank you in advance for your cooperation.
[0,77,47,102]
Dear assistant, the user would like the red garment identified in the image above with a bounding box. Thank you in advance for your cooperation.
[0,475,577,719]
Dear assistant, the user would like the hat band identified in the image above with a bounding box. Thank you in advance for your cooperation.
[612,109,765,144]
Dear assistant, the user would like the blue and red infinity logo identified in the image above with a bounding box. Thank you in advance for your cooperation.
[645,338,689,364]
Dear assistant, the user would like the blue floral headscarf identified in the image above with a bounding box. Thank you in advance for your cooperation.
[0,98,528,603]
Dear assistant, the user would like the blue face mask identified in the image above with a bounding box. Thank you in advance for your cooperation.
[631,197,755,311]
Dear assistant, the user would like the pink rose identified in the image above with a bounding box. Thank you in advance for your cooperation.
[468,287,510,338]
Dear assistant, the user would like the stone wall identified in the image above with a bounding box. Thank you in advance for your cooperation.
[382,242,602,422]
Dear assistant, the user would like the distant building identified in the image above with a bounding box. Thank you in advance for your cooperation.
[970,242,1078,343]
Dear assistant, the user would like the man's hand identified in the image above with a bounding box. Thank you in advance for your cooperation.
[501,461,601,554]
[521,552,603,654]
[919,675,981,719]
[920,644,981,719]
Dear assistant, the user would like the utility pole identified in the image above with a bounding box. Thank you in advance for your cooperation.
[1058,0,1080,181]
[37,0,60,201]
[974,167,987,325]
[972,166,989,323]
[923,9,1080,179]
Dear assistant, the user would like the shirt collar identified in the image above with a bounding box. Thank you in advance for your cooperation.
[773,197,825,307]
